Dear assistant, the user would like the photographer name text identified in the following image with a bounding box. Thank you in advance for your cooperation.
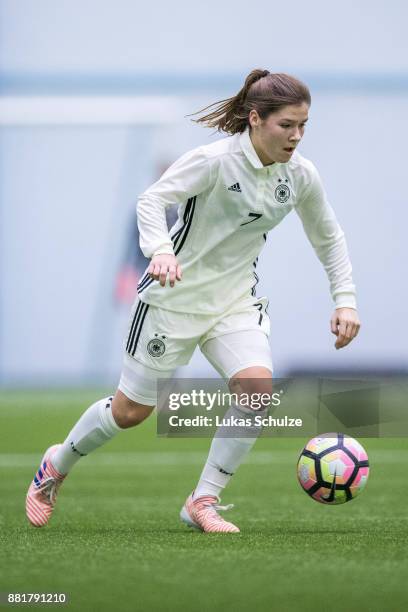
[167,415,303,428]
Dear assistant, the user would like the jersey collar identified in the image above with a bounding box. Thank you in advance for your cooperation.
[239,127,281,172]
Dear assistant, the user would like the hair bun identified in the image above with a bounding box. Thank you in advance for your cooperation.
[243,69,270,91]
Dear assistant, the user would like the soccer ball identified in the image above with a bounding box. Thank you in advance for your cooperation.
[297,433,369,504]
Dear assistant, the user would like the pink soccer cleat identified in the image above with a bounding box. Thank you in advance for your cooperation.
[26,444,65,527]
[180,492,240,533]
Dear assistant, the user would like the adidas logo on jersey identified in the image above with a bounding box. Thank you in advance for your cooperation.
[228,182,241,192]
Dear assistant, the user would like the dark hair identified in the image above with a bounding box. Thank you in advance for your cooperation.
[190,69,311,134]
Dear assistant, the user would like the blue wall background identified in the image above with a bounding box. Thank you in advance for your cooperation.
[1,1,407,385]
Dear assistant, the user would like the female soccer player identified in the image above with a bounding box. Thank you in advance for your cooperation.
[26,69,360,533]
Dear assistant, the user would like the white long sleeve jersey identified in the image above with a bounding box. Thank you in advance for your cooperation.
[136,127,356,315]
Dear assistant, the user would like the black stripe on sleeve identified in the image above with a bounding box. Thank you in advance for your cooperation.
[170,226,184,244]
[137,196,197,298]
[175,196,197,255]
[172,197,194,249]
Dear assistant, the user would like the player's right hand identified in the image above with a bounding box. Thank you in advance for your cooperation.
[148,254,182,288]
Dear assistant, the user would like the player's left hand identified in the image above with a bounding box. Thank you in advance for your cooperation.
[330,308,361,350]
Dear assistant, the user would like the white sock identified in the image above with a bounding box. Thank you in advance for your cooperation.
[52,397,122,475]
[194,403,265,499]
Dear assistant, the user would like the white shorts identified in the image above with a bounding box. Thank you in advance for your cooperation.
[118,295,273,405]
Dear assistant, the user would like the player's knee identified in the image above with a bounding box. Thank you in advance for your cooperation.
[229,367,273,410]
[112,390,154,429]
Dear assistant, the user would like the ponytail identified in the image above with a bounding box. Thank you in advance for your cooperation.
[189,69,311,135]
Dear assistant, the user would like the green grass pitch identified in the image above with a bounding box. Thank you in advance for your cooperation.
[1,390,408,611]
